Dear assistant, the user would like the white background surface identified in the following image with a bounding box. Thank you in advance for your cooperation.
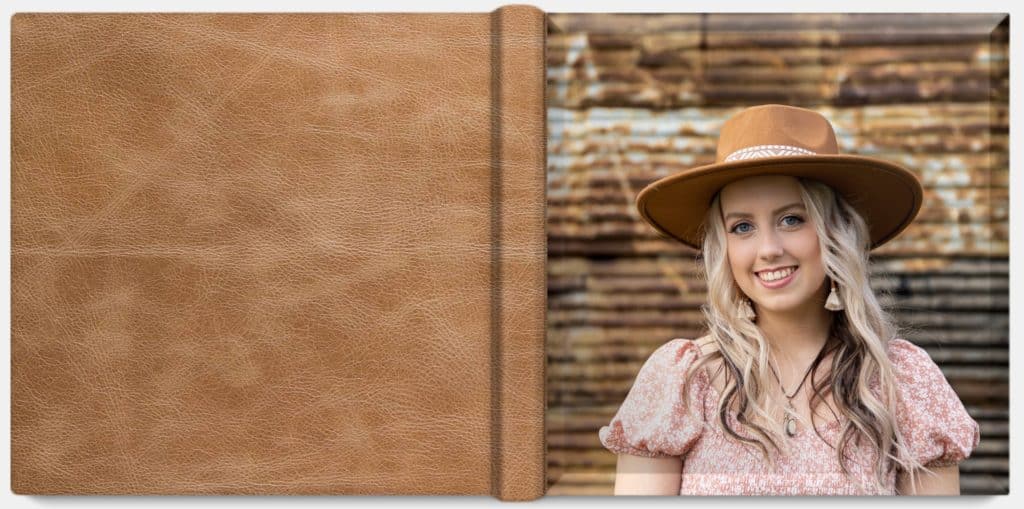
[1,0,1018,507]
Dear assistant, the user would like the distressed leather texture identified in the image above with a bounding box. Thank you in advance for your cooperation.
[11,7,546,500]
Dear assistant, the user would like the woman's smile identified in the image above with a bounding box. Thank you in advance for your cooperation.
[756,265,799,289]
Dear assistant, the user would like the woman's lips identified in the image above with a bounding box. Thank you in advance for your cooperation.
[756,266,798,289]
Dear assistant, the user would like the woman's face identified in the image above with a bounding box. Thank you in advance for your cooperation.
[719,175,828,316]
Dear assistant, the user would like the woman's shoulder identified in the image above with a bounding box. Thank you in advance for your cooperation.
[650,335,716,366]
[886,336,919,354]
[885,337,936,372]
[630,337,714,389]
[884,337,962,406]
[646,336,721,393]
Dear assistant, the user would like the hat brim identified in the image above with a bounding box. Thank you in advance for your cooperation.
[635,154,923,251]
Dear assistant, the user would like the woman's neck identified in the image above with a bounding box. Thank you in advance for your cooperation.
[755,303,833,367]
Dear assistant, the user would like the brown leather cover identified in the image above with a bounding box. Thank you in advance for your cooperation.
[11,6,546,500]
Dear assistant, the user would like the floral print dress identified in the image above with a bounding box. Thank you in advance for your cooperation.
[598,338,980,495]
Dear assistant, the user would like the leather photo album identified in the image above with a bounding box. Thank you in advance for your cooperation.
[10,6,1013,500]
[11,5,547,501]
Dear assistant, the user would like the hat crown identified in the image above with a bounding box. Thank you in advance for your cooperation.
[714,104,839,163]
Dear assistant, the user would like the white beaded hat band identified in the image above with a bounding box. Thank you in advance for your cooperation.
[724,144,818,162]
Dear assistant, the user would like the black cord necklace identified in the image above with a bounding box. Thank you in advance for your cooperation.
[768,340,829,437]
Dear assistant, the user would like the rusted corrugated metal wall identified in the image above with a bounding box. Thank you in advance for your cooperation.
[545,13,1009,495]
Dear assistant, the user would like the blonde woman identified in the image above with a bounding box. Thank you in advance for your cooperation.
[598,105,980,496]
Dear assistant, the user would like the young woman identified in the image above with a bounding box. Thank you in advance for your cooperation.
[598,105,980,496]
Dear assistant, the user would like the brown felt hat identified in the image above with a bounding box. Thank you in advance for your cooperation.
[635,104,924,251]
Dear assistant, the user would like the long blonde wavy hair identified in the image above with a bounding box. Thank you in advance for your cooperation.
[679,176,930,493]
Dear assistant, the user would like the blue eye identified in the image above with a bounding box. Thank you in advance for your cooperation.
[782,215,804,227]
[730,222,752,234]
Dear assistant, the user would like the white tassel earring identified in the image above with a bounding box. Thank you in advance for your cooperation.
[739,297,756,320]
[824,279,844,311]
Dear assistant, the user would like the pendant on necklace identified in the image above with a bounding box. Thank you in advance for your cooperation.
[783,401,798,437]
[784,415,798,437]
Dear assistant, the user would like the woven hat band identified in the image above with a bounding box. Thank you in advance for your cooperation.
[724,144,817,162]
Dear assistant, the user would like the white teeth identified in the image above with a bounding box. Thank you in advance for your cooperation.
[758,267,796,282]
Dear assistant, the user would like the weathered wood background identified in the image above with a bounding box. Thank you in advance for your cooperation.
[544,13,1009,495]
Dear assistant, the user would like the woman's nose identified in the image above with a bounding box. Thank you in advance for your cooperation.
[758,229,785,259]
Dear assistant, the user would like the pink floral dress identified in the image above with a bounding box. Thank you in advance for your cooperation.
[598,338,980,495]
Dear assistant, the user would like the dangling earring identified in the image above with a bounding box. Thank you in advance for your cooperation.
[740,297,756,320]
[825,279,844,311]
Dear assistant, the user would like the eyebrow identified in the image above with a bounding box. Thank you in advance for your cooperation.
[723,202,805,222]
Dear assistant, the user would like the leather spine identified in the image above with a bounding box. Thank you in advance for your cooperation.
[490,4,548,502]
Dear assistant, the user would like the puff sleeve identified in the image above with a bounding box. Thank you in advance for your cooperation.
[598,338,707,458]
[889,338,981,468]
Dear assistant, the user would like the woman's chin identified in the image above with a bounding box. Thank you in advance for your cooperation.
[752,296,814,316]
